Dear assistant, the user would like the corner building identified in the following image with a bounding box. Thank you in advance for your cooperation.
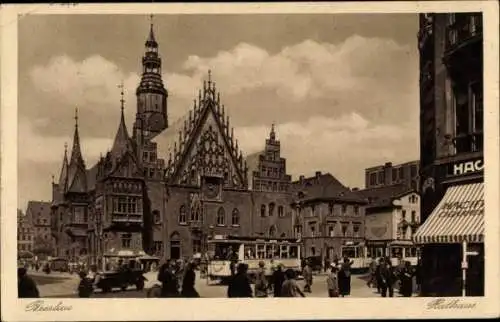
[414,13,484,297]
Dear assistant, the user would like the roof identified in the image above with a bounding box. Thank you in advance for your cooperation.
[355,184,412,209]
[291,173,366,203]
[26,200,52,223]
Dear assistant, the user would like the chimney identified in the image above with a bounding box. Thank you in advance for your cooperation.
[299,175,305,184]
[385,162,392,167]
[315,171,322,178]
[352,187,359,191]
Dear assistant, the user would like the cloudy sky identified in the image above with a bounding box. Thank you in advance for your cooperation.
[18,13,419,210]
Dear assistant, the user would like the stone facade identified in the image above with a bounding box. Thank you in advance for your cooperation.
[290,173,367,261]
[17,209,34,254]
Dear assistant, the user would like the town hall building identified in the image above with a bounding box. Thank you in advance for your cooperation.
[36,18,367,265]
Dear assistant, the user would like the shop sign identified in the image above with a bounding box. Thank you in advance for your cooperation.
[438,200,484,217]
[449,158,484,177]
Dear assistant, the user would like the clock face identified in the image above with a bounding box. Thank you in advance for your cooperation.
[205,182,219,199]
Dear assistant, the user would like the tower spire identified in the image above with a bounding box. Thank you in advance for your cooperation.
[66,108,87,193]
[111,80,133,160]
[270,122,276,141]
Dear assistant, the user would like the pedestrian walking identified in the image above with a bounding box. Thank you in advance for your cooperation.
[415,258,422,294]
[254,261,268,297]
[271,264,286,297]
[18,267,39,298]
[367,256,378,288]
[338,256,354,297]
[281,269,305,297]
[181,262,200,297]
[227,263,253,298]
[77,271,94,298]
[326,264,340,297]
[375,258,384,293]
[400,261,414,297]
[302,260,313,293]
[379,257,396,298]
[158,260,180,297]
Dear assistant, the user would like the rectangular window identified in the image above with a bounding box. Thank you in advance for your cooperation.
[378,171,385,185]
[353,224,361,238]
[341,205,347,215]
[74,207,85,223]
[328,225,335,237]
[402,210,407,221]
[392,168,398,182]
[121,233,132,248]
[411,211,416,223]
[354,206,359,216]
[369,173,377,186]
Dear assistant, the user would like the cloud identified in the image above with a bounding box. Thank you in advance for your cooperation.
[29,35,416,125]
[234,113,417,176]
[19,118,112,166]
[22,35,418,207]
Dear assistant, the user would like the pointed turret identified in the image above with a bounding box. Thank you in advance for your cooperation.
[111,81,134,160]
[66,108,87,193]
[58,142,69,192]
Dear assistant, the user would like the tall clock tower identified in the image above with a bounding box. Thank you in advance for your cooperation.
[133,16,168,143]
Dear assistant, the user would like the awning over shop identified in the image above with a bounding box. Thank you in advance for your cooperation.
[413,182,484,244]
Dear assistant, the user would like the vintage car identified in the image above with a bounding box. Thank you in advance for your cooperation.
[96,267,147,293]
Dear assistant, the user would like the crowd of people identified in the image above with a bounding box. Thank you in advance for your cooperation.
[366,256,421,297]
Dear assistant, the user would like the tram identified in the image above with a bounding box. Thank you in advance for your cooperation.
[206,235,302,283]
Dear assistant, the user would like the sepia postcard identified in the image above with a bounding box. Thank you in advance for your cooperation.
[1,1,499,321]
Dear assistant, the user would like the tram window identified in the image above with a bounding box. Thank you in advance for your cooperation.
[391,247,402,258]
[244,244,255,259]
[289,246,298,258]
[342,247,356,259]
[407,247,417,257]
[280,245,289,259]
[265,245,274,259]
[257,244,266,259]
[273,246,280,258]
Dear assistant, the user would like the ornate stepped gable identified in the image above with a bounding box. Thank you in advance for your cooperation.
[66,108,88,194]
[164,71,248,189]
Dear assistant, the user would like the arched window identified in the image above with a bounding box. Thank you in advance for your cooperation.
[261,205,266,217]
[153,210,161,224]
[278,205,284,217]
[217,207,225,226]
[269,202,275,216]
[269,225,277,237]
[179,205,187,224]
[232,208,240,226]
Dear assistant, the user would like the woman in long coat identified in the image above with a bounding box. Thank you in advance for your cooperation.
[181,262,200,297]
[399,261,414,297]
[338,257,353,297]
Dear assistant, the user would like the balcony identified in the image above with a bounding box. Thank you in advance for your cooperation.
[111,213,142,224]
[452,132,483,154]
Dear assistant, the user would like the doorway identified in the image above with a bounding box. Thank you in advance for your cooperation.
[170,241,181,260]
